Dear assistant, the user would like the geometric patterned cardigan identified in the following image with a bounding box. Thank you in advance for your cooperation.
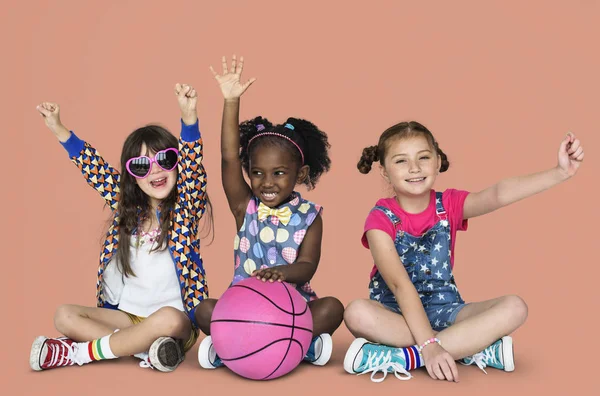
[61,119,209,328]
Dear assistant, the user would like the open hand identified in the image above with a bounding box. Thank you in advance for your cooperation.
[210,55,256,100]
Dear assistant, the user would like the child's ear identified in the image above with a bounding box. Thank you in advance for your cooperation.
[379,165,390,182]
[437,154,442,173]
[296,165,310,184]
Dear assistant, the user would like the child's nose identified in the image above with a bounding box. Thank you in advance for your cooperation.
[149,160,160,175]
[263,175,274,186]
[409,161,421,173]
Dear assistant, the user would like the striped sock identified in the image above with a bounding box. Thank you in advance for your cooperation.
[75,334,118,364]
[400,345,425,371]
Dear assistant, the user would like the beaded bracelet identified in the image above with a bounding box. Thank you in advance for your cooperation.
[418,337,442,352]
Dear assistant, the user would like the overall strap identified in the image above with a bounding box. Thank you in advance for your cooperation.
[372,205,402,226]
[435,191,448,221]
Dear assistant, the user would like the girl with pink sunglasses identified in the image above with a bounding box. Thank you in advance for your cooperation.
[31,83,212,373]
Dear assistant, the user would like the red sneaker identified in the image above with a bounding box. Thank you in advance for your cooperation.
[30,336,85,371]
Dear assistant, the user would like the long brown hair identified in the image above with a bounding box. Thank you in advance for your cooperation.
[116,125,213,277]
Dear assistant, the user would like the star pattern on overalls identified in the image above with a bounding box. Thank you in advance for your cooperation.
[368,191,466,330]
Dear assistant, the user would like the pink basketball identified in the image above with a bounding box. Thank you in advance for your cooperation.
[210,277,313,380]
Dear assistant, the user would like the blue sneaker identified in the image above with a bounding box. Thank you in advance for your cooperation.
[304,333,333,366]
[461,336,514,373]
[197,336,224,369]
[343,338,411,382]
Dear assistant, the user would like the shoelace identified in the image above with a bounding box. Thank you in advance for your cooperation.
[461,352,488,374]
[461,344,499,375]
[56,340,85,367]
[135,352,155,370]
[358,350,412,382]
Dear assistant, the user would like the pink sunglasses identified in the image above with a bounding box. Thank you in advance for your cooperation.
[125,148,179,179]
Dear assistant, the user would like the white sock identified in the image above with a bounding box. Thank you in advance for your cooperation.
[73,334,118,363]
[100,334,117,359]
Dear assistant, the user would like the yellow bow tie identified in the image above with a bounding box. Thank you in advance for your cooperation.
[257,202,292,225]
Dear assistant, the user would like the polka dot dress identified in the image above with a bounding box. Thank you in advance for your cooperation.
[232,192,322,301]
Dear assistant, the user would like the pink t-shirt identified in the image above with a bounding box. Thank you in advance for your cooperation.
[363,189,470,278]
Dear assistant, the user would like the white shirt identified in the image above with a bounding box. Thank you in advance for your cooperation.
[102,231,184,317]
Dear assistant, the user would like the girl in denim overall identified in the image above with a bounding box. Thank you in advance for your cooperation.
[343,121,584,382]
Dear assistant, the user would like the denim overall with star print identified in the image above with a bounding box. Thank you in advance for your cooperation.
[369,192,466,331]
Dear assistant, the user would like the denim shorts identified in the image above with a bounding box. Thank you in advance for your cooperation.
[372,288,468,331]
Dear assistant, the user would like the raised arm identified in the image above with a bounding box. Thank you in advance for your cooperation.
[463,132,584,219]
[210,55,256,226]
[174,84,208,219]
[37,102,121,211]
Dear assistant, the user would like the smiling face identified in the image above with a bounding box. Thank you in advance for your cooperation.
[380,135,441,198]
[133,143,178,208]
[249,143,308,208]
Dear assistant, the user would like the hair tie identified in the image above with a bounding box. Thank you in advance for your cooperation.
[284,123,295,130]
[256,124,265,132]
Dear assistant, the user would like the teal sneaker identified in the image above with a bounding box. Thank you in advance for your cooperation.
[304,333,333,366]
[197,336,224,369]
[462,336,514,373]
[343,338,412,382]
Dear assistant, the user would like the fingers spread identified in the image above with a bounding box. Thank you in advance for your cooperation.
[222,56,228,74]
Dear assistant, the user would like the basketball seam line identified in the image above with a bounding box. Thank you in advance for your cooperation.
[263,282,298,380]
[211,319,312,333]
[229,284,309,316]
[220,338,304,362]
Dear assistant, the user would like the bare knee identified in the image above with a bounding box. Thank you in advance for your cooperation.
[54,304,82,334]
[344,299,376,335]
[309,297,345,335]
[502,295,528,327]
[328,298,345,323]
[314,297,344,321]
[148,307,190,337]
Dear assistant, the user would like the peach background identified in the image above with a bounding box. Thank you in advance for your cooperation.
[2,0,598,394]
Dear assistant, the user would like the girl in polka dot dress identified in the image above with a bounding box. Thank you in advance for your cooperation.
[196,56,345,369]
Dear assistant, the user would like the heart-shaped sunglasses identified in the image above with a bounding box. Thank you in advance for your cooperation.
[125,148,179,179]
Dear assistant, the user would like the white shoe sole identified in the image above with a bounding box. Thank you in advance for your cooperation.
[149,337,184,372]
[343,338,368,374]
[311,333,333,366]
[30,336,47,371]
[502,336,514,372]
[197,336,217,369]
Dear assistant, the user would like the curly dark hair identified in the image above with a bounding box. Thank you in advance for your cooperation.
[239,116,331,190]
[357,121,450,174]
[117,125,213,277]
